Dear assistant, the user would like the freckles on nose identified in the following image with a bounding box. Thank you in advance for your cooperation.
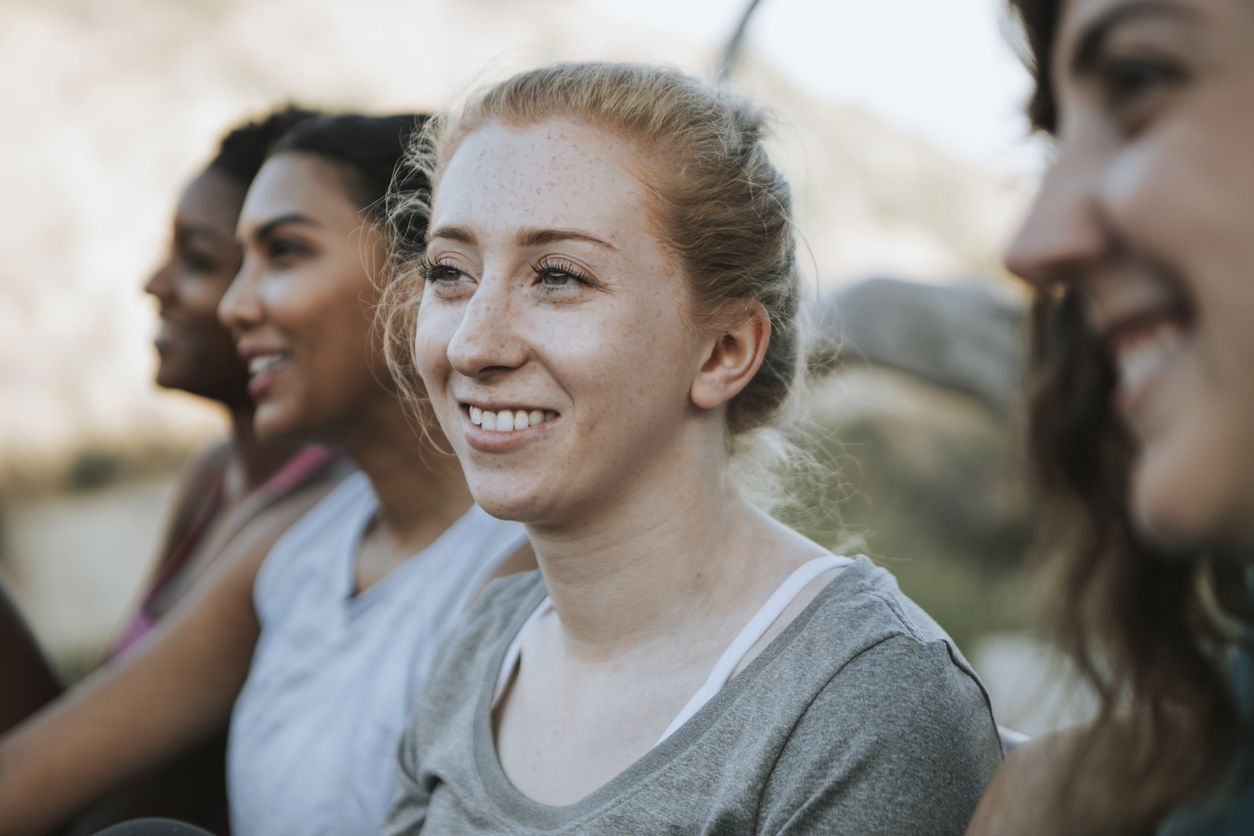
[448,291,516,372]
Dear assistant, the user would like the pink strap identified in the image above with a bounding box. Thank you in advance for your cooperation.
[113,445,339,657]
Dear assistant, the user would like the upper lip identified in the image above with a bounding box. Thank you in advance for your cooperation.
[235,343,289,364]
[457,396,555,414]
[1083,278,1192,348]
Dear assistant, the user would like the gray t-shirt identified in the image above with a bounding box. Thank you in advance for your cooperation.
[386,556,1003,835]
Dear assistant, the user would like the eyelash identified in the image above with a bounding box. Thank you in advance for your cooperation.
[1095,55,1186,125]
[181,251,217,272]
[530,256,594,290]
[420,256,466,284]
[419,256,596,293]
[264,237,307,264]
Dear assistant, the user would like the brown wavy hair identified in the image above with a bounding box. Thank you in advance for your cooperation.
[1011,1,1250,832]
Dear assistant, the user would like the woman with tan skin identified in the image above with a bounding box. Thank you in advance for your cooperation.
[382,62,1002,835]
[966,1,1254,833]
[0,113,532,836]
[131,106,344,648]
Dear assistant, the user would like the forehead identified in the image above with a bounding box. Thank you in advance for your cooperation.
[1056,0,1218,65]
[177,168,246,231]
[431,119,653,246]
[238,152,363,229]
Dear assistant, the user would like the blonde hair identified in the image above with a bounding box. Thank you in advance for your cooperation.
[382,61,807,499]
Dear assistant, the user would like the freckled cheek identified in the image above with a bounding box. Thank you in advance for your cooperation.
[549,313,689,431]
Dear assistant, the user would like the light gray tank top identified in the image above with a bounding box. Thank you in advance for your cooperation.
[227,473,528,836]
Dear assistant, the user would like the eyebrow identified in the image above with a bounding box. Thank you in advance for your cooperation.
[178,224,233,245]
[246,212,320,243]
[1069,0,1199,77]
[428,225,617,251]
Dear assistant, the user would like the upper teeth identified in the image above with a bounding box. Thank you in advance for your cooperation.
[249,354,285,376]
[1115,323,1184,393]
[468,406,557,432]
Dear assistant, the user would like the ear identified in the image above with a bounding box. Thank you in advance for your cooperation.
[690,301,770,411]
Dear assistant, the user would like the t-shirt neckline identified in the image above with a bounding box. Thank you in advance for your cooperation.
[469,555,873,829]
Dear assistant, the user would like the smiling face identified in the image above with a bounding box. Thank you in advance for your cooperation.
[219,152,388,442]
[415,119,713,526]
[1006,0,1254,549]
[144,168,250,404]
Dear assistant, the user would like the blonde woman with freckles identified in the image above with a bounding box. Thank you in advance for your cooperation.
[380,62,1003,835]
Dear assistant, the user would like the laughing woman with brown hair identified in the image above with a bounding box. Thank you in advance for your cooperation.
[968,1,1254,833]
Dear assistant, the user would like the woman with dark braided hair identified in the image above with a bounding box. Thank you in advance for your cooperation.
[0,112,533,836]
[4,107,350,835]
[123,106,347,659]
[967,1,1254,833]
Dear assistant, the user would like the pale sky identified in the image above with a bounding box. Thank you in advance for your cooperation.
[587,0,1044,178]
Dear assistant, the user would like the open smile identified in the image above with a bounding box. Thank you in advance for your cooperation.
[458,401,560,453]
[241,351,293,399]
[462,403,558,433]
[1100,303,1194,417]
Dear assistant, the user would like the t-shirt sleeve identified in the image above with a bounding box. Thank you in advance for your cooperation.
[756,633,1003,836]
[382,573,541,835]
[382,719,429,836]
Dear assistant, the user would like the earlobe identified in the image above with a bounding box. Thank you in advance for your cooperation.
[690,302,770,411]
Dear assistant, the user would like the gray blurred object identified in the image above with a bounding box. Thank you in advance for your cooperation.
[812,277,1026,414]
[718,0,767,82]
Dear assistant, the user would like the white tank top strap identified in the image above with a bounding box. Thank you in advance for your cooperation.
[491,554,852,733]
[655,553,851,745]
[493,595,552,708]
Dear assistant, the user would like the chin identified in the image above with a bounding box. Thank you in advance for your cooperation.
[252,405,302,442]
[1130,458,1233,555]
[467,481,553,525]
[153,356,187,391]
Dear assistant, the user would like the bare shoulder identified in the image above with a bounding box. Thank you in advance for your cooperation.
[211,474,345,591]
[966,732,1078,836]
[173,441,233,516]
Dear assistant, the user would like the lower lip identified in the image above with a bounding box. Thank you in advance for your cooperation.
[247,361,289,400]
[460,409,557,453]
[153,324,181,353]
[1112,339,1188,421]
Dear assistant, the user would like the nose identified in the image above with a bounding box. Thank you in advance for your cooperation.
[144,257,174,303]
[1004,146,1109,289]
[445,276,528,378]
[218,257,261,337]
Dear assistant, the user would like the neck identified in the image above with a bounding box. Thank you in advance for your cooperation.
[335,397,472,546]
[224,404,303,495]
[527,432,787,662]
